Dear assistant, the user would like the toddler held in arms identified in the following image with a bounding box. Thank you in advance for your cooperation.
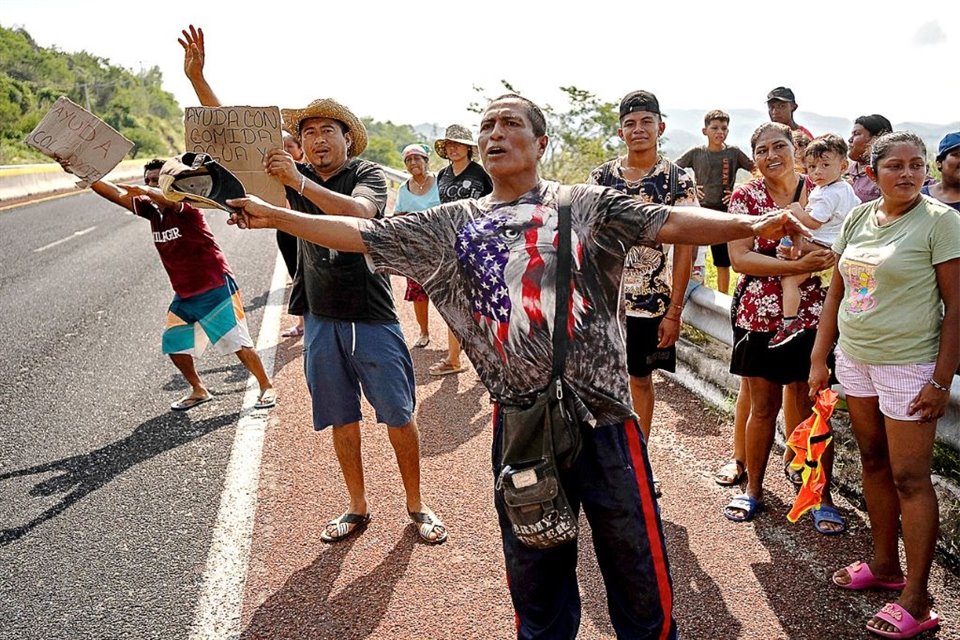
[771,134,859,347]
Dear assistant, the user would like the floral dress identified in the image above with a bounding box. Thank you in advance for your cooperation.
[728,178,825,333]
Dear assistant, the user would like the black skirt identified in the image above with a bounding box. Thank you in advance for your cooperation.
[730,326,817,386]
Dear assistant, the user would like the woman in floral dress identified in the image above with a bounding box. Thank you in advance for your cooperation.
[722,123,841,532]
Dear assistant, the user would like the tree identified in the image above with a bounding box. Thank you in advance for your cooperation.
[469,81,619,183]
[359,118,424,170]
[362,137,403,169]
[0,25,183,164]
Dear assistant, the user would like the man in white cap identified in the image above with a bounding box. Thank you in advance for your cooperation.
[179,25,446,544]
[225,92,811,639]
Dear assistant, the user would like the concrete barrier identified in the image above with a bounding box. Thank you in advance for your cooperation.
[0,160,146,203]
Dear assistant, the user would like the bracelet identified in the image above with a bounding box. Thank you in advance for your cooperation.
[298,174,306,196]
[663,315,680,322]
[928,378,950,392]
[670,303,684,310]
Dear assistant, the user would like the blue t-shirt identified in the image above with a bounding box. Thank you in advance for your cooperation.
[395,180,440,213]
[921,185,960,212]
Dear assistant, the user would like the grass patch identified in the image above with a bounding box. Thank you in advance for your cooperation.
[934,441,960,484]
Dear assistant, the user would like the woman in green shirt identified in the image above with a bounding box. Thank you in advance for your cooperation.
[810,132,960,639]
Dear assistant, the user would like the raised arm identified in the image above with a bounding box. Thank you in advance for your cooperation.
[178,25,221,107]
[90,179,137,213]
[227,196,370,253]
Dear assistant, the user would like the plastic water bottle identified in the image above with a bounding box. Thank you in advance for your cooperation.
[779,236,796,259]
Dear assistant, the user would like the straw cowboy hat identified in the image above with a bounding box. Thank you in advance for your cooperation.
[281,98,368,157]
[435,124,477,159]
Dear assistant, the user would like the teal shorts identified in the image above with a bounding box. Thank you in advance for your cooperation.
[162,275,253,356]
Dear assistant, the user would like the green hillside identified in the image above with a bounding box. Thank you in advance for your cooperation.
[0,25,183,164]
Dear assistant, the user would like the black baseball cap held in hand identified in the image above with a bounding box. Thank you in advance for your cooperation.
[159,152,245,213]
[619,90,661,119]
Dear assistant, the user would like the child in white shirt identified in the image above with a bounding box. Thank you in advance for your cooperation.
[771,134,860,347]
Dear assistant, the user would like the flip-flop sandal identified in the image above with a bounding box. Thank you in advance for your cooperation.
[811,504,847,536]
[715,459,747,487]
[413,335,430,348]
[867,602,940,639]
[834,561,907,591]
[409,508,447,544]
[723,494,764,523]
[254,389,277,410]
[170,395,213,411]
[428,361,467,377]
[282,326,304,338]
[320,512,371,544]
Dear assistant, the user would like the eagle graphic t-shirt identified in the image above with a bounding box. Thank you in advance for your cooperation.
[361,180,669,425]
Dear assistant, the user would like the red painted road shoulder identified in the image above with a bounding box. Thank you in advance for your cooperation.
[239,277,960,640]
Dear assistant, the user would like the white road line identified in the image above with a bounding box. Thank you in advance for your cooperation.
[188,251,286,639]
[33,225,97,252]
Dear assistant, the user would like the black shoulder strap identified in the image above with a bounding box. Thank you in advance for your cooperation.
[792,175,805,203]
[667,161,680,204]
[552,185,572,379]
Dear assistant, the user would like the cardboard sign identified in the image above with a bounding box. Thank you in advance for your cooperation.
[25,97,133,187]
[184,106,285,207]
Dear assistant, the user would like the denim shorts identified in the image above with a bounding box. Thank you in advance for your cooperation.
[303,315,416,429]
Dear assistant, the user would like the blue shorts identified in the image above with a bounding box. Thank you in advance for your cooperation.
[303,315,416,429]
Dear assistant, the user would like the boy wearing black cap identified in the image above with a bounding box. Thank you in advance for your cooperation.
[588,90,697,495]
[766,87,813,140]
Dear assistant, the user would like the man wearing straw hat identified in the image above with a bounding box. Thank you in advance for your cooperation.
[226,92,811,639]
[179,25,447,545]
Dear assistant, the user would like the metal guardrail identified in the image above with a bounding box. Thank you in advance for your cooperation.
[0,160,144,203]
[680,281,960,450]
[380,166,409,187]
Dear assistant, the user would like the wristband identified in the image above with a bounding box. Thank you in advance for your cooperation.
[298,174,306,196]
[928,379,950,392]
[663,315,680,322]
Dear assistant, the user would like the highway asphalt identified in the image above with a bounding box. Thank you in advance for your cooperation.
[0,190,276,639]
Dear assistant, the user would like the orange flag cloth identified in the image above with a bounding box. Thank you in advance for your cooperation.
[786,388,839,522]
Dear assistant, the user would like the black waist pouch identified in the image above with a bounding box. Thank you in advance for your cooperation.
[496,378,582,549]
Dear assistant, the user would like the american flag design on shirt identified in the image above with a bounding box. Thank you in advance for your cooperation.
[360,181,670,424]
[455,203,588,363]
